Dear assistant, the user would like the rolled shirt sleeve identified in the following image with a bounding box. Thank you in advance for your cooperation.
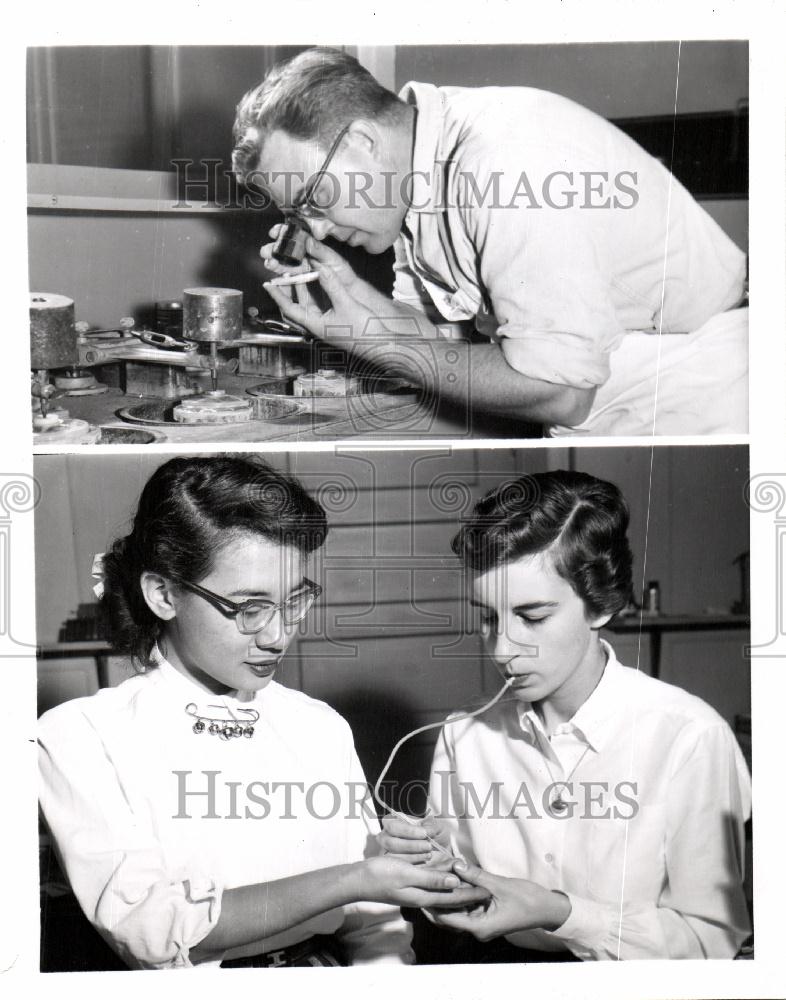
[39,709,222,970]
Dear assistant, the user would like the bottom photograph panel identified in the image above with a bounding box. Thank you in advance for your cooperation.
[34,445,752,969]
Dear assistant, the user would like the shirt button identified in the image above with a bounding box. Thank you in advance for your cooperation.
[545,852,555,865]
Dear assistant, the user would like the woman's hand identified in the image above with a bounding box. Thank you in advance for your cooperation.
[423,860,572,941]
[378,813,452,864]
[352,856,491,910]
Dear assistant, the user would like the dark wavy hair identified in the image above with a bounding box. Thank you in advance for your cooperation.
[101,456,327,669]
[452,471,633,619]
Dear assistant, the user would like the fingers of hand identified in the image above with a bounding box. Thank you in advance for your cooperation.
[380,837,432,856]
[382,817,430,840]
[421,818,451,843]
[415,886,491,910]
[304,235,345,265]
[383,852,430,865]
[263,284,316,332]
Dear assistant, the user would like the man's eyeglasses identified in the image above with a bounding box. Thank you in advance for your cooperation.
[290,123,351,223]
[174,577,323,635]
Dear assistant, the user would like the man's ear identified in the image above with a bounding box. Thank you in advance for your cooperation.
[346,118,381,160]
[140,571,177,622]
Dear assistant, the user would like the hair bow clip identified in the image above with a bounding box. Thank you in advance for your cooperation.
[91,552,106,599]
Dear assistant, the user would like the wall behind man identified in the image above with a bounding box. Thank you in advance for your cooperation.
[392,41,749,250]
[394,41,748,118]
[35,446,750,801]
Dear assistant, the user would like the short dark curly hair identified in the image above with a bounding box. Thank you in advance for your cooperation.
[452,470,633,619]
[101,456,327,669]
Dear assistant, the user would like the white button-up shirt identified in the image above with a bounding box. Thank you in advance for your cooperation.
[39,654,413,969]
[428,642,751,959]
[393,82,747,434]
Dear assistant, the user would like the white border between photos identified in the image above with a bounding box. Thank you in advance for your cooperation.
[3,2,785,998]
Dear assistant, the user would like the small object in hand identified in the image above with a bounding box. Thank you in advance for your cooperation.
[267,270,320,287]
[272,217,310,266]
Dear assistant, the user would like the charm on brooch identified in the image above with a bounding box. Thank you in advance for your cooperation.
[185,702,260,740]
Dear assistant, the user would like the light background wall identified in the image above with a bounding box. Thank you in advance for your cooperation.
[27,41,748,330]
[35,446,750,799]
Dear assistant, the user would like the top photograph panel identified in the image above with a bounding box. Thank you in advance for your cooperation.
[27,42,748,445]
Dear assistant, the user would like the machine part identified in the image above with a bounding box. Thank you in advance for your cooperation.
[238,341,306,377]
[272,218,309,267]
[246,312,309,341]
[32,407,69,431]
[135,330,194,351]
[30,293,77,370]
[118,395,305,427]
[53,368,108,395]
[95,425,166,445]
[31,371,65,417]
[246,375,302,396]
[32,417,97,444]
[182,288,243,343]
[172,390,253,425]
[293,370,361,398]
[123,362,208,399]
[155,300,184,339]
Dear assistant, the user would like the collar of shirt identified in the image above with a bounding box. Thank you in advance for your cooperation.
[149,644,270,713]
[398,80,448,216]
[516,639,624,753]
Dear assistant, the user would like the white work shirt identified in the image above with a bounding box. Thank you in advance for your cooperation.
[38,653,413,970]
[394,82,747,434]
[428,642,751,959]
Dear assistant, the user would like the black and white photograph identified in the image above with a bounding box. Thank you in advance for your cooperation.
[34,446,751,969]
[3,3,785,998]
[27,40,748,443]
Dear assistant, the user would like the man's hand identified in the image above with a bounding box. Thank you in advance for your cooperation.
[423,860,572,942]
[263,235,435,342]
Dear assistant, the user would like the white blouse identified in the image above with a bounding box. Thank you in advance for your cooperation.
[38,654,413,969]
[429,642,752,959]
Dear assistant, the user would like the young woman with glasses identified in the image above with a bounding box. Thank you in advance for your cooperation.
[38,456,486,970]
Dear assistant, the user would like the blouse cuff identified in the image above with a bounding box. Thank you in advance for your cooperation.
[547,892,614,958]
[175,877,223,968]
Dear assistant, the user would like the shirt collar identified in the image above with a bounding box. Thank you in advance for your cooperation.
[516,639,624,752]
[398,80,447,215]
[149,644,269,710]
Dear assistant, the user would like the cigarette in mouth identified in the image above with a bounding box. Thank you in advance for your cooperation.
[267,270,320,287]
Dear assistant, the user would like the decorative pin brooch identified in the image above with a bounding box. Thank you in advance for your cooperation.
[185,703,260,740]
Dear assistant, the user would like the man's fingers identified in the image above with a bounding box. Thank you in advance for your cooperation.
[263,283,321,334]
[304,235,347,266]
[314,262,354,303]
